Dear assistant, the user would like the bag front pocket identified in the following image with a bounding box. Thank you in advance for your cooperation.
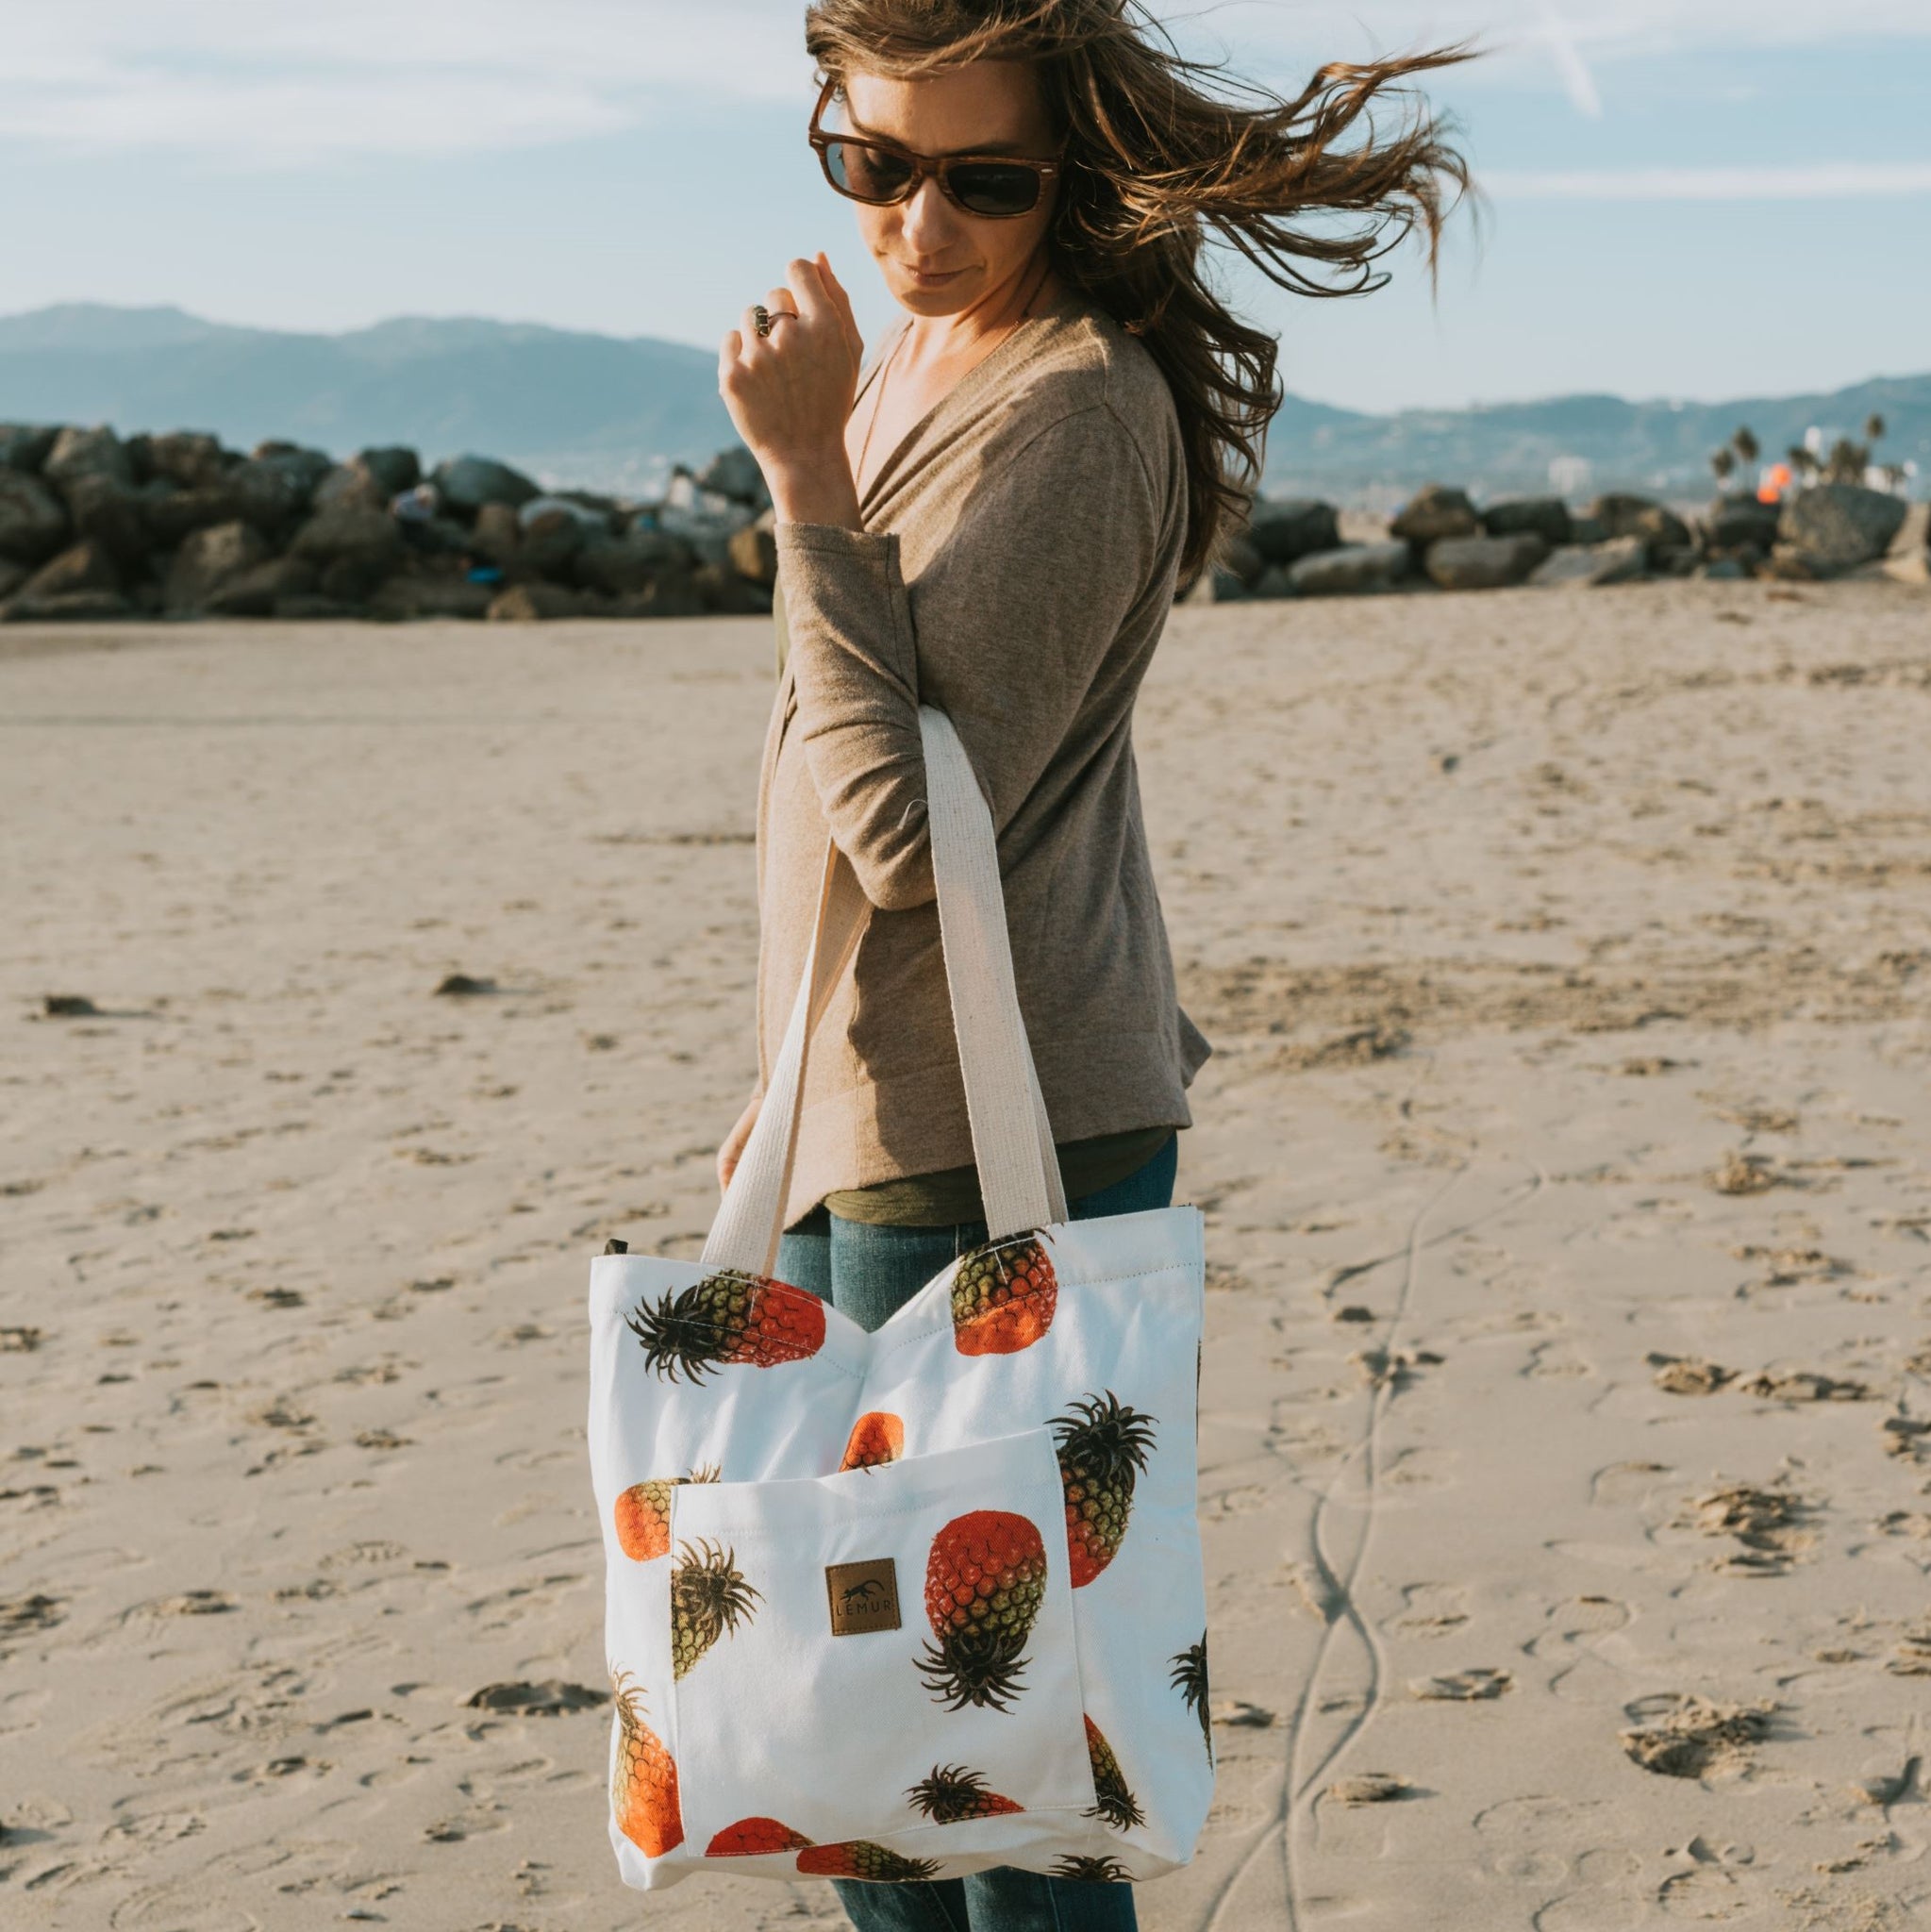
[662,1427,1100,1879]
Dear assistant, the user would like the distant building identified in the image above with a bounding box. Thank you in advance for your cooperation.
[1548,455,1592,499]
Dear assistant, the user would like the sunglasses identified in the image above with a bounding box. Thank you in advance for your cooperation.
[807,82,1063,220]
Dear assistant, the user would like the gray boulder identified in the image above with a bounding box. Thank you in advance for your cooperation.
[147,432,229,490]
[0,559,24,601]
[311,464,389,515]
[1249,565,1295,599]
[1247,497,1340,566]
[1882,502,1929,586]
[487,581,586,621]
[574,527,698,597]
[290,507,403,575]
[519,493,611,534]
[1,425,58,474]
[1590,493,1692,559]
[204,558,321,619]
[355,446,422,497]
[21,541,122,601]
[1288,541,1411,596]
[696,447,771,510]
[469,502,523,564]
[145,485,239,547]
[1481,497,1572,546]
[1568,513,1610,545]
[1,589,135,624]
[1527,536,1648,588]
[1778,483,1909,575]
[228,452,322,531]
[1425,532,1549,591]
[44,425,135,491]
[1704,494,1779,553]
[519,507,588,578]
[368,577,494,622]
[0,471,71,563]
[432,455,540,518]
[1390,485,1478,545]
[611,572,708,620]
[64,475,150,566]
[1218,534,1265,586]
[728,522,778,586]
[166,521,268,612]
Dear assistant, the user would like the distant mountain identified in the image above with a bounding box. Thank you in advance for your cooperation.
[0,303,1923,504]
[0,305,737,494]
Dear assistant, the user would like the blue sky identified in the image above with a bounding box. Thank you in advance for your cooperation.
[1,1,1926,413]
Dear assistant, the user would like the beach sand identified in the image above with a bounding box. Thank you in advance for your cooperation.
[4,579,1929,1931]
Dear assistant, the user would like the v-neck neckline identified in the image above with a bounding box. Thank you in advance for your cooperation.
[849,293,1081,516]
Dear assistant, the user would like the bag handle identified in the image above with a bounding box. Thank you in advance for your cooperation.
[702,706,1066,1279]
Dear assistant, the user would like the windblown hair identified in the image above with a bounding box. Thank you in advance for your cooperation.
[803,0,1473,581]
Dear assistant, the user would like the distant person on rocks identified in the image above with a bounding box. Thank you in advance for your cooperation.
[712,8,1469,1928]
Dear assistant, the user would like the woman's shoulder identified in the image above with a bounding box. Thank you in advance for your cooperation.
[994,300,1181,471]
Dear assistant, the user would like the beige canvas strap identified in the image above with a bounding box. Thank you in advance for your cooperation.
[702,706,1065,1279]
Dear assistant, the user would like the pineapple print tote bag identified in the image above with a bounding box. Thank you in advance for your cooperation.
[587,708,1213,1890]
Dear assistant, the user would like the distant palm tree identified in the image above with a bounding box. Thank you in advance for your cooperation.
[1865,413,1887,445]
[1787,444,1819,481]
[1710,446,1736,489]
[1732,427,1760,466]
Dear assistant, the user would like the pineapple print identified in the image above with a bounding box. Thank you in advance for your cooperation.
[670,1539,759,1679]
[1083,1715,1145,1831]
[609,1671,682,1857]
[919,1509,1048,1711]
[612,1463,719,1562]
[949,1232,1057,1356]
[1053,1854,1131,1882]
[707,1816,814,1857]
[797,1840,941,1882]
[1171,1632,1211,1761]
[626,1270,825,1382]
[1053,1391,1157,1587]
[839,1409,905,1472]
[907,1763,1024,1823]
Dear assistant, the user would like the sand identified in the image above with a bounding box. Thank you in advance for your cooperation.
[4,577,1930,1932]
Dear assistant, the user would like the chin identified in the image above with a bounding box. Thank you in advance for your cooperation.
[887,266,980,311]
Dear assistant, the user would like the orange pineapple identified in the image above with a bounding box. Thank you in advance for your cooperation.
[797,1840,941,1882]
[626,1271,825,1382]
[949,1233,1057,1356]
[839,1410,905,1472]
[1082,1714,1144,1831]
[1054,1391,1157,1587]
[609,1671,682,1857]
[907,1763,1024,1823]
[612,1463,720,1561]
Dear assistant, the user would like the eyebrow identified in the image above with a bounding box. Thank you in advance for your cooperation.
[840,108,1032,158]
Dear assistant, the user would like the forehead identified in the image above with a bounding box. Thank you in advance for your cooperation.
[837,62,1051,154]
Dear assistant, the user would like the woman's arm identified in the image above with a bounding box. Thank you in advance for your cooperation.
[777,400,1170,911]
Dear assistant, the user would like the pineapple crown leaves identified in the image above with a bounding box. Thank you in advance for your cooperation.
[671,1539,760,1641]
[624,1272,761,1383]
[1053,1854,1132,1883]
[906,1763,1002,1822]
[608,1665,651,1725]
[1169,1632,1209,1712]
[1052,1390,1158,1483]
[918,1624,1032,1713]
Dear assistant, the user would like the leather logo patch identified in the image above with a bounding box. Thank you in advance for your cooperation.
[825,1557,901,1637]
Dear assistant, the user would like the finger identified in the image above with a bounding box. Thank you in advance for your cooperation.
[817,253,864,360]
[764,287,800,323]
[786,256,833,322]
[718,329,742,378]
[741,304,776,353]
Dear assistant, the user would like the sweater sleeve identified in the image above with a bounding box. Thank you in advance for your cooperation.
[774,402,1170,912]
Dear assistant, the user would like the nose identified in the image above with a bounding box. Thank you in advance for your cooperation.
[900,174,958,257]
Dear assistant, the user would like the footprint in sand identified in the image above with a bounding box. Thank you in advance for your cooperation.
[1528,1595,1636,1705]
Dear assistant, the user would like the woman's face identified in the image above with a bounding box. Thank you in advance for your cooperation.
[836,61,1060,318]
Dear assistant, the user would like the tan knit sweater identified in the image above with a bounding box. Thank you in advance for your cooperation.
[757,291,1210,1228]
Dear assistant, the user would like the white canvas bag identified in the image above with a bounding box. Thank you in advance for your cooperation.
[586,708,1213,1890]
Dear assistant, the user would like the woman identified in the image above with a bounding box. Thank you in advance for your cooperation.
[715,4,1466,1926]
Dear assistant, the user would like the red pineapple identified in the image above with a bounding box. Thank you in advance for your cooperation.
[839,1409,905,1472]
[1053,1391,1157,1587]
[919,1509,1048,1711]
[907,1763,1024,1822]
[707,1816,814,1857]
[626,1271,825,1382]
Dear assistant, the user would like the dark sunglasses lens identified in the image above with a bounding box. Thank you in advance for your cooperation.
[824,141,914,203]
[947,162,1041,217]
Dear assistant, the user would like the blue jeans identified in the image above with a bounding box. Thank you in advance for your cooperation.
[774,1136,1175,1932]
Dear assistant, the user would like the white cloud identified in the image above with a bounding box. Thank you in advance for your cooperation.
[1488,161,1931,199]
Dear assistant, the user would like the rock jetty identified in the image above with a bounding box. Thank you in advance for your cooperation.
[0,425,776,624]
[1,422,1922,625]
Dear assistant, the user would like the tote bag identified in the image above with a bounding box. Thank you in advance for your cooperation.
[586,707,1213,1890]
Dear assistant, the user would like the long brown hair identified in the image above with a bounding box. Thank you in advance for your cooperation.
[803,0,1473,580]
